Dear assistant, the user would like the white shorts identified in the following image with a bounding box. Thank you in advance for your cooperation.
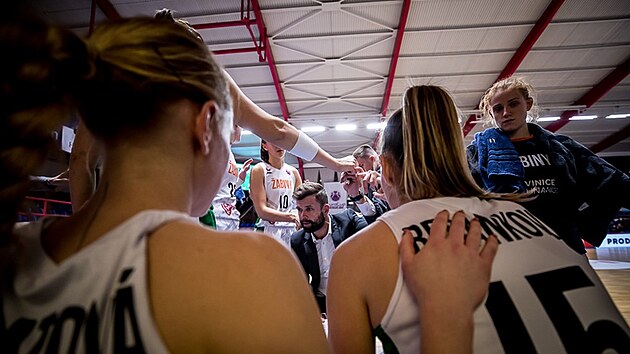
[215,217,240,231]
[263,225,296,248]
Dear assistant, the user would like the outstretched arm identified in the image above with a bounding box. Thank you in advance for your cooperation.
[226,71,353,172]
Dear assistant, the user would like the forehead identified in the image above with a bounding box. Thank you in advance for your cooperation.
[491,87,523,104]
[355,156,372,165]
[296,195,320,208]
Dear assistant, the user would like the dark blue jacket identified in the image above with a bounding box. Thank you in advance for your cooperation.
[467,123,630,250]
[290,209,368,313]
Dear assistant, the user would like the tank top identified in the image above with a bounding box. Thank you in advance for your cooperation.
[377,197,630,354]
[211,151,241,221]
[261,161,297,228]
[2,210,192,354]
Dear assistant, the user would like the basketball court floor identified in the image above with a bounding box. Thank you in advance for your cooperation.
[588,247,630,324]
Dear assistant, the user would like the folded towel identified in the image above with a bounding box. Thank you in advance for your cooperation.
[473,128,526,193]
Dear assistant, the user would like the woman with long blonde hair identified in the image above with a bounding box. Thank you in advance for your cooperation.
[327,85,629,353]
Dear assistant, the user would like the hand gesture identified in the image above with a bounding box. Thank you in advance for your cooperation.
[334,157,356,173]
[400,210,498,312]
[358,170,382,197]
[340,167,363,197]
[239,158,253,181]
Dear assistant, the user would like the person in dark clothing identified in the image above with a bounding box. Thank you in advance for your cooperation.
[340,145,391,223]
[290,182,368,313]
[467,76,630,254]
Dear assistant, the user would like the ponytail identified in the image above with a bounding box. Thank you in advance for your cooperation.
[0,9,90,243]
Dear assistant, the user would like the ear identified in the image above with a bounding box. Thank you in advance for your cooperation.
[323,203,330,215]
[526,97,533,111]
[380,155,396,186]
[194,101,217,155]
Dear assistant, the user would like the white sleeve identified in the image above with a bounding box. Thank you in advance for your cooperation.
[355,196,376,216]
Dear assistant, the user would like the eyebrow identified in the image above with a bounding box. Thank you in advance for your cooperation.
[492,96,520,109]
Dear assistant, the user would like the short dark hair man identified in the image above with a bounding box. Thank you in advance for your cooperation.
[290,182,368,314]
[340,145,390,222]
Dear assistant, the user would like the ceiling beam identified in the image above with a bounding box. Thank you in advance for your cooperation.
[461,0,564,137]
[251,0,306,176]
[193,19,256,30]
[589,123,630,154]
[96,0,121,20]
[373,0,411,149]
[380,0,411,118]
[545,55,630,132]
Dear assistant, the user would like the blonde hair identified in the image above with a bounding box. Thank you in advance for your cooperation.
[380,85,519,202]
[79,17,231,141]
[479,77,539,126]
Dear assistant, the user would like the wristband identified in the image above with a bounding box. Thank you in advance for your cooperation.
[349,193,365,202]
[288,131,319,161]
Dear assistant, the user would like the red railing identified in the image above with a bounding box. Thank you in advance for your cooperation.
[19,196,73,219]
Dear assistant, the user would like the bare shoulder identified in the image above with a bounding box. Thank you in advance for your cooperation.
[251,162,265,174]
[289,166,302,184]
[334,220,396,264]
[148,222,326,353]
[329,220,399,325]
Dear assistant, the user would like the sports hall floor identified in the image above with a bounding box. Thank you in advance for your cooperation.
[588,247,630,324]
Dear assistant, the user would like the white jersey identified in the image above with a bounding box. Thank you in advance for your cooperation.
[2,210,192,354]
[211,151,241,228]
[260,162,298,246]
[377,197,630,354]
[260,162,297,228]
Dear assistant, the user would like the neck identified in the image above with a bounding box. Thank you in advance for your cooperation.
[93,145,195,217]
[267,156,284,169]
[312,216,329,240]
[504,123,531,139]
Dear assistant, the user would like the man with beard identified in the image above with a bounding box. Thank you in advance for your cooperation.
[290,182,368,314]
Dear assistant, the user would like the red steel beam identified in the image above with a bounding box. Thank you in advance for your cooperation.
[250,0,306,178]
[96,0,121,20]
[545,55,630,132]
[589,123,630,153]
[373,0,411,149]
[193,19,256,30]
[251,0,289,121]
[380,0,411,118]
[213,47,259,55]
[462,0,564,137]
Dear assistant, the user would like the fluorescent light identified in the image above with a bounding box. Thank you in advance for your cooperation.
[241,129,253,135]
[606,114,630,119]
[569,115,597,120]
[367,122,386,130]
[301,126,326,133]
[336,124,357,131]
[538,116,560,122]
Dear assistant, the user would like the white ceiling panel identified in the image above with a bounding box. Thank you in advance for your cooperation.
[554,0,630,20]
[396,52,511,76]
[537,19,630,47]
[403,25,532,54]
[521,46,630,70]
[23,0,630,165]
[408,0,549,28]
